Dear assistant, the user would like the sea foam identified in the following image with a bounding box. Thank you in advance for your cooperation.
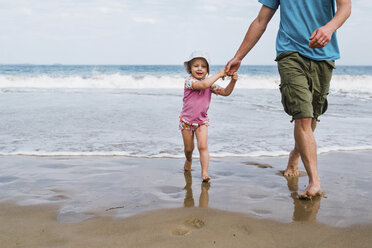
[1,74,371,93]
[1,145,371,158]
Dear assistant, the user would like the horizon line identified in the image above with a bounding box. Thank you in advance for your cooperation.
[1,63,371,67]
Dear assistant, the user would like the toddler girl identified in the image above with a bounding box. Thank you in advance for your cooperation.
[179,51,238,182]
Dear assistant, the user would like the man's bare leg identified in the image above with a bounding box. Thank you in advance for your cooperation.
[182,130,194,171]
[294,118,322,197]
[284,120,317,177]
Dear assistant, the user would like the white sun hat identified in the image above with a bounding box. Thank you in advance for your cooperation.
[184,51,211,74]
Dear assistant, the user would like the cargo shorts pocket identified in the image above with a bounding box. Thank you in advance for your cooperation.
[324,60,336,70]
[313,61,333,118]
[313,92,328,118]
[279,83,301,117]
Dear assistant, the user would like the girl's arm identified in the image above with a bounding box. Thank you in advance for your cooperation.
[192,68,226,90]
[218,72,238,96]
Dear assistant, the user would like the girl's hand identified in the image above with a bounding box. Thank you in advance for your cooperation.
[218,68,227,79]
[231,72,238,82]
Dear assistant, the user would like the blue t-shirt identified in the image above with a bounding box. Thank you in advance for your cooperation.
[259,0,340,61]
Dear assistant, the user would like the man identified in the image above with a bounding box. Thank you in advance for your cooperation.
[225,0,351,198]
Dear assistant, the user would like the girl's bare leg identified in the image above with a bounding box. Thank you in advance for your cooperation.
[195,125,210,181]
[182,129,194,171]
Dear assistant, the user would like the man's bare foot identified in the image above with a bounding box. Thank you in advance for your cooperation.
[202,174,211,182]
[284,150,300,177]
[184,160,192,171]
[299,184,323,200]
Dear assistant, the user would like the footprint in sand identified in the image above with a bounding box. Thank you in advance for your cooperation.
[242,161,273,169]
[231,224,251,235]
[184,217,205,229]
[171,217,205,236]
[172,226,191,236]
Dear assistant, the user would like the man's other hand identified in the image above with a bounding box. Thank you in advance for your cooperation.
[309,26,334,48]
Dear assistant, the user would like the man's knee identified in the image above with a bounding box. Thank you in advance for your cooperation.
[294,117,313,131]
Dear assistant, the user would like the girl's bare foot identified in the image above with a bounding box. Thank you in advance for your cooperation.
[184,160,192,171]
[284,149,300,177]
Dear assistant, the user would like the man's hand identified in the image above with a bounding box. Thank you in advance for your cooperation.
[225,57,242,76]
[309,26,334,48]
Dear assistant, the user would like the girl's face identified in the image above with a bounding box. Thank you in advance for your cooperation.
[190,58,208,79]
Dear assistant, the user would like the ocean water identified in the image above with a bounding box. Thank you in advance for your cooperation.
[0,64,372,158]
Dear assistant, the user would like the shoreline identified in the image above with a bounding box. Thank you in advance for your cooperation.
[0,147,371,158]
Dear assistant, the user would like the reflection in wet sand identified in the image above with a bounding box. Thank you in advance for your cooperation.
[199,182,210,208]
[242,161,273,168]
[183,171,195,207]
[183,171,210,208]
[284,175,321,222]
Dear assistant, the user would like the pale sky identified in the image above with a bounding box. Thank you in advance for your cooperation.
[0,0,371,65]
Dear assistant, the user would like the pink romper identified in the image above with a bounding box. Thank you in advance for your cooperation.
[179,75,223,131]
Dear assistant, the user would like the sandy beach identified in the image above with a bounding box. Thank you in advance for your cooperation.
[1,202,372,248]
[0,150,372,247]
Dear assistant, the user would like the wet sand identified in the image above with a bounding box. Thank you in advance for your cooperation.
[0,151,372,247]
[1,202,372,248]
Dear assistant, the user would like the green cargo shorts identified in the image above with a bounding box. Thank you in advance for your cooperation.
[275,52,335,121]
